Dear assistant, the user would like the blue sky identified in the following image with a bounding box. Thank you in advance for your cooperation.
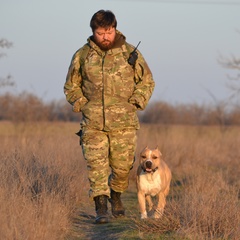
[1,0,240,105]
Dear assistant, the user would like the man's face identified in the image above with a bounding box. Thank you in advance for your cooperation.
[93,27,116,51]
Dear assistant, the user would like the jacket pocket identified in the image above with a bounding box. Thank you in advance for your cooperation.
[81,102,104,129]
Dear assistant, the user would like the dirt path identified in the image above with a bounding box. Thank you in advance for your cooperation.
[69,190,141,240]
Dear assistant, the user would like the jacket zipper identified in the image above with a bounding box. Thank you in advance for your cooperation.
[102,52,106,130]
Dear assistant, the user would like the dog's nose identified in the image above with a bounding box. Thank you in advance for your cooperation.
[146,160,152,168]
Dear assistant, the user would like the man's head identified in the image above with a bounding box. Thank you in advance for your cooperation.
[90,10,117,51]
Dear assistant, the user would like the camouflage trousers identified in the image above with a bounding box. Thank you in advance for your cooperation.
[80,127,137,199]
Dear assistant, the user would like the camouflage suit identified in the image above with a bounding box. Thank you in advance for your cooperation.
[64,30,155,199]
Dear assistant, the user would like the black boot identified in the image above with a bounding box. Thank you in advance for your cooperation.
[109,189,125,218]
[94,195,109,224]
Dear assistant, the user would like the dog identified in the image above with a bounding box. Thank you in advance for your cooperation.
[136,146,172,219]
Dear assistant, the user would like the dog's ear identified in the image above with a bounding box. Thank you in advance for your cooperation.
[155,146,162,156]
[140,146,148,155]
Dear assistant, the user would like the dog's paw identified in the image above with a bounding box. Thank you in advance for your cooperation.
[140,211,148,219]
[152,209,164,219]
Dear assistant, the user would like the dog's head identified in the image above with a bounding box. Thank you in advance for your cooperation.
[140,146,162,173]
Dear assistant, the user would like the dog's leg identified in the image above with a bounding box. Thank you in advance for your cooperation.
[164,184,170,197]
[146,195,155,217]
[146,195,153,211]
[153,192,166,219]
[138,192,147,219]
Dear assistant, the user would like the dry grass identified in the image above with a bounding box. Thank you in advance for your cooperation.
[0,121,239,239]
[133,124,240,239]
[0,121,88,240]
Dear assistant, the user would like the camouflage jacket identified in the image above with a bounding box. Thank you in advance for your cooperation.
[64,30,155,131]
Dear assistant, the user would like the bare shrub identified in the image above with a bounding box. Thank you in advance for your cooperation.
[0,93,81,122]
[139,101,240,126]
[0,92,52,122]
[0,74,14,88]
[0,38,14,88]
[228,106,240,125]
[219,54,240,101]
[48,99,82,121]
[140,101,176,124]
[0,38,13,49]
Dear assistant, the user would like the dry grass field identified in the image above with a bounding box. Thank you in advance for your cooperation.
[0,121,239,240]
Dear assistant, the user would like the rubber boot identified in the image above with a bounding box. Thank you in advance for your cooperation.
[94,195,109,224]
[109,189,125,218]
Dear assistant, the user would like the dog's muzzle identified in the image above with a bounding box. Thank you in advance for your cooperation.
[142,160,158,173]
[143,160,153,173]
[145,160,152,169]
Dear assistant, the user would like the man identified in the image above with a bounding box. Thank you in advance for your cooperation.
[64,10,155,224]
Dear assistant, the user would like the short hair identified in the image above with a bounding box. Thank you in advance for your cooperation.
[90,10,117,31]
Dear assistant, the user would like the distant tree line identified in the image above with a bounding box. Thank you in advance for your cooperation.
[0,92,80,122]
[0,92,240,126]
[140,100,240,125]
[1,35,240,126]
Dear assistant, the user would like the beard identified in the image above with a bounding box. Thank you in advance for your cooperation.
[94,38,115,51]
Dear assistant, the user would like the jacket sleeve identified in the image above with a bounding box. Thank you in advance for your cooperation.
[128,51,155,110]
[64,49,88,112]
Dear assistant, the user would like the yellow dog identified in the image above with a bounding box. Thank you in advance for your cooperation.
[136,147,172,219]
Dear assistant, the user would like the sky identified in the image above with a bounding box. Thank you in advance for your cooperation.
[1,0,240,105]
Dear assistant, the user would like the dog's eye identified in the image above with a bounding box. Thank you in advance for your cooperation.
[141,155,146,159]
[152,156,158,159]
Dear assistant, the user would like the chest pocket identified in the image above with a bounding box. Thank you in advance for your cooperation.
[110,55,135,98]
